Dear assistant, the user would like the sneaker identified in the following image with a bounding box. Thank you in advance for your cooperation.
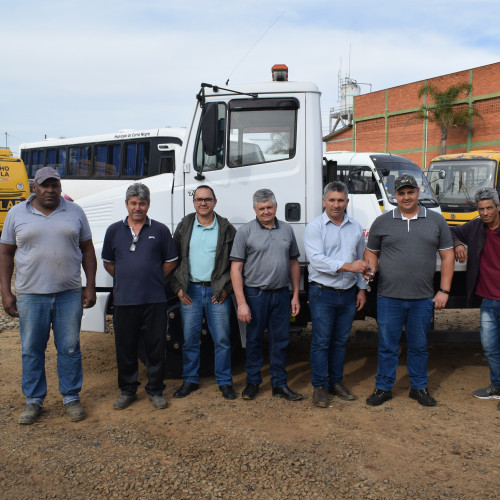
[65,400,86,422]
[473,385,500,400]
[149,395,169,409]
[113,394,137,410]
[312,386,328,408]
[366,388,392,406]
[329,382,356,401]
[18,403,42,425]
[409,387,437,407]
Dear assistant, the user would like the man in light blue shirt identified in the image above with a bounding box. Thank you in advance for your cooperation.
[303,181,368,408]
[169,185,237,400]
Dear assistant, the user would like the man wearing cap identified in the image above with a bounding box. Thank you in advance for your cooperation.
[0,167,97,424]
[363,174,454,407]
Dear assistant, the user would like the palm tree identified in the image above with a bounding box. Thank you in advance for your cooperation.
[417,82,481,155]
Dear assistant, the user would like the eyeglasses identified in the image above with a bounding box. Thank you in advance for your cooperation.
[193,197,215,204]
[129,235,139,252]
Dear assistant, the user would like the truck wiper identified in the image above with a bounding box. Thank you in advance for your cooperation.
[196,83,258,106]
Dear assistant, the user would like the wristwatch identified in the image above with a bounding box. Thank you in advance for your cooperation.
[439,288,450,294]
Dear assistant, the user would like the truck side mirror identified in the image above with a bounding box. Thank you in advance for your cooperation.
[201,103,219,156]
[439,169,446,179]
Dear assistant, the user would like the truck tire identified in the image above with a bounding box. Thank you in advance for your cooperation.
[163,299,214,379]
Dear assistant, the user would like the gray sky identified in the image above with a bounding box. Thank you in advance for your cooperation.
[2,0,499,154]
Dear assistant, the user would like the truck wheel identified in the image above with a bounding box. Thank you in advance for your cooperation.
[164,300,215,379]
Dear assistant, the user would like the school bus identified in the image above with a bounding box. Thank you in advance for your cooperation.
[427,150,500,225]
[0,149,30,232]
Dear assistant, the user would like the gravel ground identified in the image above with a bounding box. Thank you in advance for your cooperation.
[1,308,499,499]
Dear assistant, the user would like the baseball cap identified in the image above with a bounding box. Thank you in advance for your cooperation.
[394,173,418,191]
[34,167,61,185]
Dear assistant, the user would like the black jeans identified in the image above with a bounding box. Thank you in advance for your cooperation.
[113,303,167,396]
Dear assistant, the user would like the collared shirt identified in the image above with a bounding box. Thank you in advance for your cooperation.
[367,206,453,299]
[1,195,92,294]
[304,212,366,290]
[188,215,218,282]
[102,217,178,305]
[230,217,300,289]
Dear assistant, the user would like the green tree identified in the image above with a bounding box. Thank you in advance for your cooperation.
[417,82,481,155]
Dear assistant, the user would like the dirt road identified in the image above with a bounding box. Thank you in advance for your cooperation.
[1,309,499,499]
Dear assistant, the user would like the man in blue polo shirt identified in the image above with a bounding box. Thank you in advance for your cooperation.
[102,183,178,410]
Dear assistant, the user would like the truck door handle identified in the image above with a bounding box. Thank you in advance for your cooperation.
[285,203,301,222]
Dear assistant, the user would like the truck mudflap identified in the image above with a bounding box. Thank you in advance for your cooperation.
[81,292,110,332]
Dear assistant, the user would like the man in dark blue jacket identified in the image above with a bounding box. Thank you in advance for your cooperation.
[451,187,500,409]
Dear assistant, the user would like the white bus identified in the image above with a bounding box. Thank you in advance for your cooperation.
[19,128,185,200]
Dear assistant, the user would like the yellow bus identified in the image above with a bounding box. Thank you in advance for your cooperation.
[0,149,30,232]
[427,150,500,225]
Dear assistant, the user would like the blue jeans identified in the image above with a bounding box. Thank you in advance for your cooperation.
[480,298,500,389]
[244,286,290,387]
[180,284,232,385]
[376,295,434,391]
[309,285,357,388]
[17,289,83,406]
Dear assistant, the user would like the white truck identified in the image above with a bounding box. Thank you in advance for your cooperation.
[77,75,450,374]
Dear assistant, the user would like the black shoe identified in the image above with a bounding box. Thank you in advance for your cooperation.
[173,381,199,398]
[272,385,303,401]
[113,394,137,410]
[219,385,237,400]
[242,383,259,400]
[366,388,392,406]
[409,387,436,406]
[329,382,357,401]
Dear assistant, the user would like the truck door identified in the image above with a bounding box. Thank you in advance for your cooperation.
[184,96,306,232]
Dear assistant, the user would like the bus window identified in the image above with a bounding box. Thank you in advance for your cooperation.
[95,144,120,177]
[32,150,45,176]
[125,142,150,177]
[47,147,67,176]
[68,146,91,176]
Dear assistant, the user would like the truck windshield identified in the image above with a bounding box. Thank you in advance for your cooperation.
[228,98,298,167]
[372,157,438,207]
[427,159,496,209]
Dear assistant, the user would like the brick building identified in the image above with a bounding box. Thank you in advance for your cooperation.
[324,62,500,168]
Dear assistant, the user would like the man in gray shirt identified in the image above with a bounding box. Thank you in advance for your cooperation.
[0,167,96,424]
[230,189,302,401]
[363,174,454,407]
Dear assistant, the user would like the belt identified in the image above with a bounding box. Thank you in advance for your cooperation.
[190,281,212,287]
[245,286,288,293]
[309,281,356,292]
